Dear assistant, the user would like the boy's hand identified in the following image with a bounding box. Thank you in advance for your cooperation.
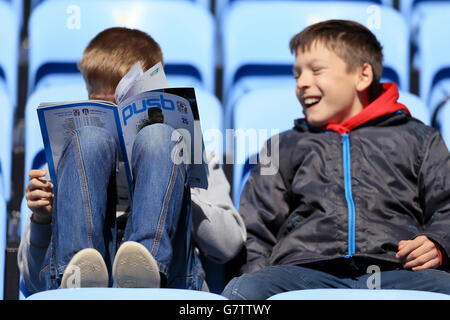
[396,235,440,271]
[26,169,54,224]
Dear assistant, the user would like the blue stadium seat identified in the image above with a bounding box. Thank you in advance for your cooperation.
[0,192,6,300]
[26,288,228,300]
[215,0,387,24]
[398,90,430,125]
[28,0,216,94]
[267,289,450,300]
[0,86,14,201]
[0,1,19,108]
[231,86,300,206]
[414,3,450,114]
[432,99,450,149]
[221,1,410,129]
[192,89,224,157]
[31,0,212,11]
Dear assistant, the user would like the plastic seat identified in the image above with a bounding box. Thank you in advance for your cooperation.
[26,288,228,300]
[0,86,14,201]
[0,193,6,300]
[192,89,224,157]
[31,0,212,11]
[398,90,430,125]
[0,1,19,108]
[413,3,450,114]
[432,100,450,150]
[221,1,409,129]
[215,0,385,24]
[28,0,216,94]
[267,288,450,300]
[231,86,300,206]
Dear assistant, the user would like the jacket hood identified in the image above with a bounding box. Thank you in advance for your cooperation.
[295,82,411,134]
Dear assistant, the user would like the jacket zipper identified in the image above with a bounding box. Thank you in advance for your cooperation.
[341,133,356,258]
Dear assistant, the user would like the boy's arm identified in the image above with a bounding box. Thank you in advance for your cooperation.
[417,130,450,270]
[191,151,246,264]
[239,140,290,274]
[18,213,52,294]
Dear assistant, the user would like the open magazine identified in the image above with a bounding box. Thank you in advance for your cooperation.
[37,62,208,207]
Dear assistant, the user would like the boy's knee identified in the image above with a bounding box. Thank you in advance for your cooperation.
[72,126,117,155]
[133,123,181,155]
[222,274,269,300]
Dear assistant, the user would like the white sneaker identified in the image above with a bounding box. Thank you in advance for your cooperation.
[60,248,109,289]
[112,241,160,288]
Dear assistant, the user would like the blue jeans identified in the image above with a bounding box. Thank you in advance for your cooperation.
[222,265,450,299]
[39,124,205,291]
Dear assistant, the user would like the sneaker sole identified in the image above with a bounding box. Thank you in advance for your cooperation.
[60,248,109,289]
[112,241,160,288]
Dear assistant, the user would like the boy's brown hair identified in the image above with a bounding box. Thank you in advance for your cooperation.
[289,19,383,100]
[78,27,164,95]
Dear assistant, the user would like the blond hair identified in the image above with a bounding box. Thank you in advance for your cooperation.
[78,27,164,94]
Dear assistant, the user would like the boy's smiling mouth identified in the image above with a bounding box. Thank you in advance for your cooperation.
[302,96,322,109]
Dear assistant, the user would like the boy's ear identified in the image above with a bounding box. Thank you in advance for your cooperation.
[356,63,373,93]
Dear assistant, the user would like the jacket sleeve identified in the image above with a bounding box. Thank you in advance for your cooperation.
[419,130,450,270]
[239,136,291,274]
[17,212,52,294]
[190,151,246,264]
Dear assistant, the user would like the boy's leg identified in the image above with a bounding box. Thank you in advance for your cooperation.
[357,269,450,294]
[47,126,118,289]
[120,124,202,289]
[222,265,352,300]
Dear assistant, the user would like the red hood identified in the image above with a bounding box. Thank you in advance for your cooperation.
[319,82,411,134]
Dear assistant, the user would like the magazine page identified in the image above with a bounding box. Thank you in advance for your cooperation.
[118,87,208,189]
[37,101,132,205]
[114,61,144,105]
[115,61,169,105]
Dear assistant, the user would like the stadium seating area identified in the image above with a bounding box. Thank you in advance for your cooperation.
[1,0,450,300]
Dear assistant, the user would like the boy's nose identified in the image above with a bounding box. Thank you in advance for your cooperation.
[296,72,311,89]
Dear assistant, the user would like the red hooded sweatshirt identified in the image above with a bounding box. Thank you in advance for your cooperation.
[324,82,411,134]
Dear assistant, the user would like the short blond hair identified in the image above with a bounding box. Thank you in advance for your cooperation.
[78,27,164,94]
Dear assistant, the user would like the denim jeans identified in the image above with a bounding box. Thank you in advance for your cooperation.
[39,124,205,291]
[222,265,450,299]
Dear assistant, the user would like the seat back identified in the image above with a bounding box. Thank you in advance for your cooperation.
[415,3,450,112]
[0,192,6,300]
[221,1,409,129]
[28,0,216,94]
[398,90,430,125]
[268,288,450,300]
[26,287,228,300]
[432,100,450,150]
[231,86,300,206]
[0,86,14,201]
[0,1,19,107]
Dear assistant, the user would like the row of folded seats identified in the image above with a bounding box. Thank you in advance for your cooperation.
[0,0,450,299]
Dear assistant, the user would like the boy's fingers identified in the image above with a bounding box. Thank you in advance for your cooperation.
[27,199,50,208]
[404,250,439,270]
[26,178,53,192]
[396,236,430,260]
[26,189,54,201]
[411,258,440,271]
[28,169,47,179]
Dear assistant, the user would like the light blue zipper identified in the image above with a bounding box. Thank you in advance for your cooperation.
[341,133,356,258]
